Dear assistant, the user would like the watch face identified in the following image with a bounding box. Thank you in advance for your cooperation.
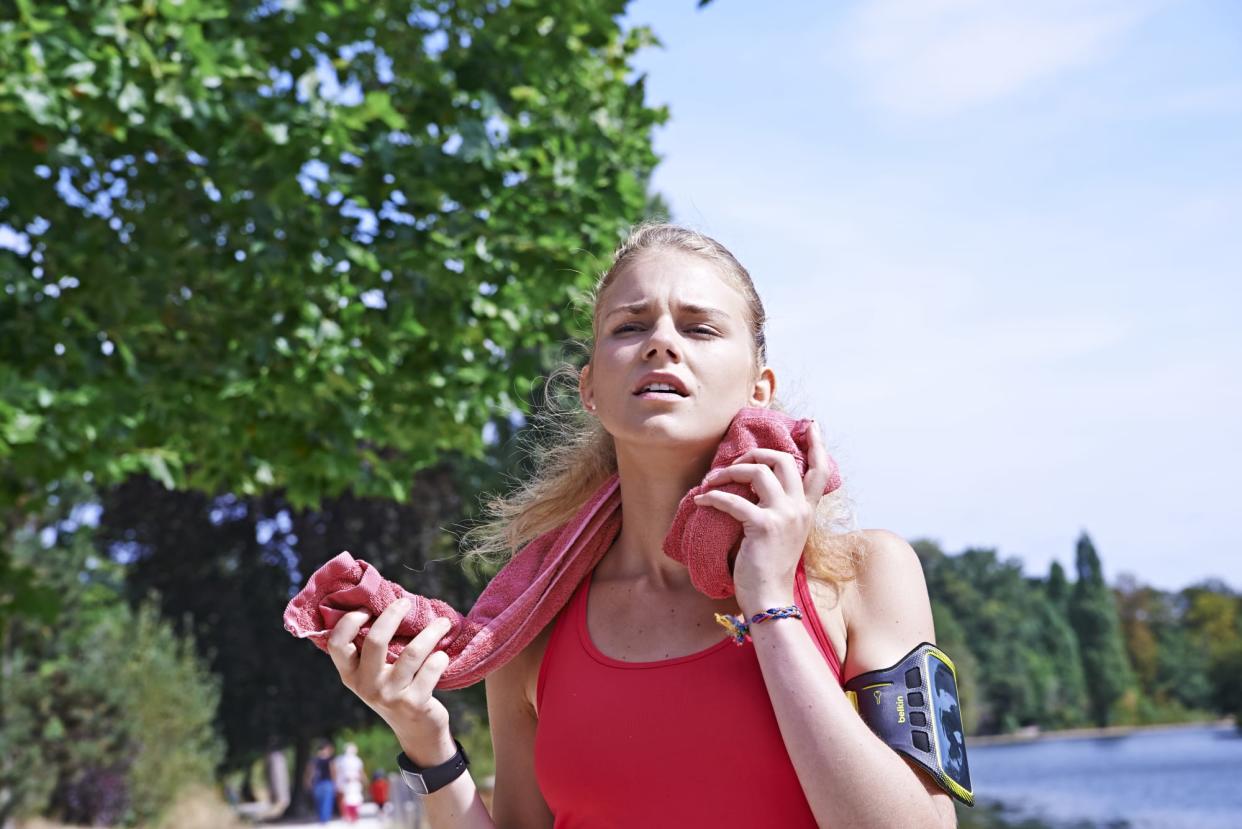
[401,770,430,795]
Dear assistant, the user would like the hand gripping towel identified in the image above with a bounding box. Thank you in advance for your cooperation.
[283,407,840,689]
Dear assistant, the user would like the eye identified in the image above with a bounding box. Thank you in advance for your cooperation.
[611,322,717,336]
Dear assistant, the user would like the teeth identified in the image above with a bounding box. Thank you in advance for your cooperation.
[640,383,681,394]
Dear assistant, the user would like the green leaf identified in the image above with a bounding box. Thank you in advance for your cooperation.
[3,412,43,444]
[362,90,406,130]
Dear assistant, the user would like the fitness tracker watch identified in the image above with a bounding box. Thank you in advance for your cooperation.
[395,739,470,795]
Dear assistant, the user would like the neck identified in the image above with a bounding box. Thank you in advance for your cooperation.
[600,441,716,589]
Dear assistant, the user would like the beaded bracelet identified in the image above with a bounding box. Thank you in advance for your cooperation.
[714,605,803,646]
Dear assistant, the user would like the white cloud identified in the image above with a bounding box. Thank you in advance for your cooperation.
[840,0,1169,116]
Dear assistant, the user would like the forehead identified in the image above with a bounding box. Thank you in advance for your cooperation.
[600,249,747,318]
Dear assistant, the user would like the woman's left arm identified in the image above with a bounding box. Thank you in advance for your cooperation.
[694,424,956,829]
[752,531,956,828]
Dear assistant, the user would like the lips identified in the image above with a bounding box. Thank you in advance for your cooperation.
[632,372,690,397]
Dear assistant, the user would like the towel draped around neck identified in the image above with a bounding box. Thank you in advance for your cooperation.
[283,407,840,689]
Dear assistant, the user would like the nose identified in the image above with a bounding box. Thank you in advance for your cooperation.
[643,317,682,362]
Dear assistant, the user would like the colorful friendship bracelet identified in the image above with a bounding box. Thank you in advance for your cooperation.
[714,605,803,646]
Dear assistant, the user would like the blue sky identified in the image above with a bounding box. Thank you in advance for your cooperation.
[626,0,1241,590]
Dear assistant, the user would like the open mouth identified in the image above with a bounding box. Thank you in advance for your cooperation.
[633,383,688,398]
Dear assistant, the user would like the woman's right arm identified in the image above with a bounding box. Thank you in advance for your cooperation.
[326,599,494,828]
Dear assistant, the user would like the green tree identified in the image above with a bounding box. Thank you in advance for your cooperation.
[2,2,669,808]
[1209,643,1242,728]
[914,540,1086,733]
[0,0,666,554]
[94,469,491,811]
[1183,581,1242,725]
[1115,575,1160,693]
[1067,531,1135,726]
[0,490,222,826]
[1150,603,1213,712]
[1047,560,1069,609]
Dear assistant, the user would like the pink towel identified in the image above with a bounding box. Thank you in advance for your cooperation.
[283,407,840,689]
[665,409,840,598]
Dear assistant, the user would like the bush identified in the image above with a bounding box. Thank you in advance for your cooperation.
[114,605,225,825]
[5,600,223,826]
[2,497,223,827]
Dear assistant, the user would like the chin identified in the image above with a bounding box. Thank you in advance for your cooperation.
[609,405,736,451]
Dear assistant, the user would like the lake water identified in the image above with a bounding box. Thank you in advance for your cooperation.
[968,724,1242,829]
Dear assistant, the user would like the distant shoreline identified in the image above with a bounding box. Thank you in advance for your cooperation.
[971,717,1236,746]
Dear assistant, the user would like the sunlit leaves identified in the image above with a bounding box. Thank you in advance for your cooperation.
[0,0,664,512]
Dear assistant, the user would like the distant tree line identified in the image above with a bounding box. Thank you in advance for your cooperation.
[917,532,1242,734]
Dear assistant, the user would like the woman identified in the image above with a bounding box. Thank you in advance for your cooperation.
[326,224,958,827]
[335,741,366,823]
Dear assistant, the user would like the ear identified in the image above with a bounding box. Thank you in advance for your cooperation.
[749,366,776,407]
[579,362,596,413]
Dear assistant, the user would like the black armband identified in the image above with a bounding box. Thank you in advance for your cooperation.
[844,642,974,805]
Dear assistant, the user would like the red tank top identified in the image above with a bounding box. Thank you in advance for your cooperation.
[534,558,842,827]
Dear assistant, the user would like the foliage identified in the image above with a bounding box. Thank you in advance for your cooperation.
[1182,580,1242,726]
[1,493,222,826]
[93,463,497,815]
[919,531,1238,736]
[1068,532,1135,726]
[0,0,666,516]
[118,605,226,825]
[97,476,420,767]
[915,540,1087,734]
[2,1,666,812]
[1115,575,1213,714]
[1209,642,1242,727]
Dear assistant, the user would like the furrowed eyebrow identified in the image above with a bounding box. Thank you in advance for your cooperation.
[603,301,729,321]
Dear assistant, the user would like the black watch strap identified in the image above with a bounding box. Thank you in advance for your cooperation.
[396,739,470,795]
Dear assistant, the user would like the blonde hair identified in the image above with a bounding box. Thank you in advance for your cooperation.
[464,222,865,589]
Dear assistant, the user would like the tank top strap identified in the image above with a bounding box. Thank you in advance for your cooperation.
[796,556,844,683]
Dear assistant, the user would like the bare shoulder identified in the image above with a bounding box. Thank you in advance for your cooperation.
[838,528,936,681]
[851,528,927,596]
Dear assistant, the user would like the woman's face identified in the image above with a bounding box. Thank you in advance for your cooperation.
[581,248,774,453]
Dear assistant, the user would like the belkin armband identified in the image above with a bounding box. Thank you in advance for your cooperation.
[844,642,974,806]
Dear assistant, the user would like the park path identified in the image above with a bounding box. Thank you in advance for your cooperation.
[268,819,387,829]
[251,804,426,829]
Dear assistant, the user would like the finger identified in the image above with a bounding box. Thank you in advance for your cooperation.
[732,447,801,494]
[388,617,453,689]
[803,420,833,501]
[326,611,369,675]
[693,489,764,524]
[704,463,783,505]
[409,649,452,699]
[359,598,410,677]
